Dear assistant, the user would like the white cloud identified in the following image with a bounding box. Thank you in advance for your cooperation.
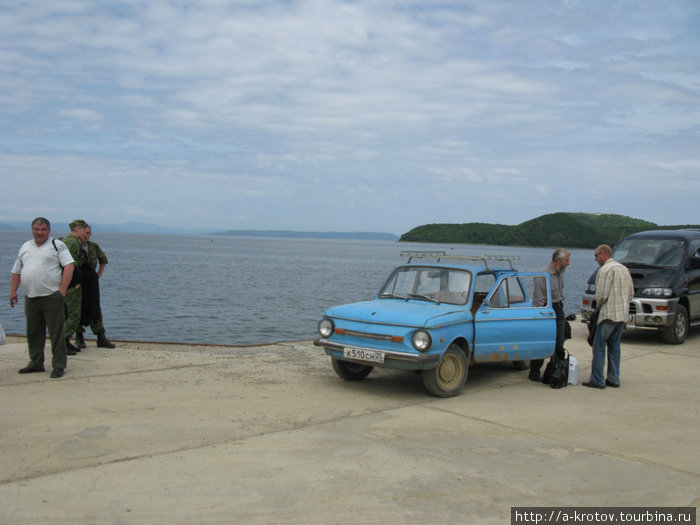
[58,108,103,121]
[0,0,699,232]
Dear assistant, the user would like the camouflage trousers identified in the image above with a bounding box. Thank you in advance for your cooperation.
[64,286,82,337]
[77,311,105,336]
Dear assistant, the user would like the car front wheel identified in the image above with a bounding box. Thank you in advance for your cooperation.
[422,344,468,397]
[331,358,373,380]
[663,305,689,344]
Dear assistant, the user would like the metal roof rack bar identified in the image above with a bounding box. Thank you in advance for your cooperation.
[400,251,520,269]
[400,251,446,262]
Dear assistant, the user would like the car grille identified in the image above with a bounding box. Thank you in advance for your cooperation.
[342,329,395,342]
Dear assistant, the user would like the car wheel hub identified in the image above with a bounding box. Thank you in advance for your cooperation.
[438,355,461,385]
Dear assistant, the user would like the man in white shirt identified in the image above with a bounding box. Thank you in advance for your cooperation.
[10,218,75,378]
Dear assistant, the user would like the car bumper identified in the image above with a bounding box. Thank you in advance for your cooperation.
[627,297,679,328]
[313,338,441,371]
[581,295,679,329]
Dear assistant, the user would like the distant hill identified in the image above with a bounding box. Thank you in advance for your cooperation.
[399,213,699,248]
[0,221,397,240]
[0,220,204,235]
[212,230,398,241]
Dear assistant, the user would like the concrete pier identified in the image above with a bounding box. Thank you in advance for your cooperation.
[1,322,698,524]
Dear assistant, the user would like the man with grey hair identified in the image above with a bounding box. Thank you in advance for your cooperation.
[530,247,571,382]
[10,218,75,379]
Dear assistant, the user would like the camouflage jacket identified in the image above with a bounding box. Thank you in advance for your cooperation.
[83,241,108,271]
[61,234,88,267]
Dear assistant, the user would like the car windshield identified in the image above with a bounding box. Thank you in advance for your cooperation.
[614,238,685,268]
[378,266,471,305]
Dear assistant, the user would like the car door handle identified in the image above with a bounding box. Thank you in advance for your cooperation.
[540,311,554,315]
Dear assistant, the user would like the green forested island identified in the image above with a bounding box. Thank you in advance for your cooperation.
[399,213,699,248]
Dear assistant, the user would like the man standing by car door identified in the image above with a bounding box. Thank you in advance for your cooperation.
[529,248,570,382]
[584,244,634,389]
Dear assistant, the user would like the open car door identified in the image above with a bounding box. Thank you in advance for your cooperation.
[473,273,556,363]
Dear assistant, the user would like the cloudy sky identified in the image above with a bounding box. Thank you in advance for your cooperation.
[1,0,698,234]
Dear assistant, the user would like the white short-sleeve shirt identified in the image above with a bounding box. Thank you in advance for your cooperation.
[11,238,74,298]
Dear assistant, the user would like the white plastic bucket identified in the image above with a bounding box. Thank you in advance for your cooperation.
[568,355,579,385]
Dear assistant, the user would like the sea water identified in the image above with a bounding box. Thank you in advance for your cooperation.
[1,231,598,345]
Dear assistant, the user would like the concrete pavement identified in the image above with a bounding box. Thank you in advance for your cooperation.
[0,322,698,524]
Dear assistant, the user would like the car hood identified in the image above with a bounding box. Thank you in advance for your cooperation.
[324,299,470,328]
[624,265,679,289]
[587,265,679,289]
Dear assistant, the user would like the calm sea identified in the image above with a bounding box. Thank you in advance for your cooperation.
[1,231,599,345]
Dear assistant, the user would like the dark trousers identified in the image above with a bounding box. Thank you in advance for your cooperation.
[531,301,565,375]
[25,292,67,370]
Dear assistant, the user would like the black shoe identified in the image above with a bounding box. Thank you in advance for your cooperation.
[76,333,86,349]
[50,368,64,379]
[66,337,80,353]
[605,380,620,388]
[528,373,542,382]
[97,334,116,348]
[19,365,45,374]
[582,381,605,389]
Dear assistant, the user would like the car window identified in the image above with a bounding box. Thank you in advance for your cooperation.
[474,273,497,295]
[488,275,541,308]
[379,266,471,305]
[689,240,700,259]
[614,238,685,267]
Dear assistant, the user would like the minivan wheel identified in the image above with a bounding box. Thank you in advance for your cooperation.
[663,305,688,345]
[422,344,468,397]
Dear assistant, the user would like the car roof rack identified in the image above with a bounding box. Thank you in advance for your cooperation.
[400,251,520,270]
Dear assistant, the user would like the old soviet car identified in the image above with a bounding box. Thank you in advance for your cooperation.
[314,252,556,397]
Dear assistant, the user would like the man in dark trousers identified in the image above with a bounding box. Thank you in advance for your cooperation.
[76,223,116,348]
[10,217,74,379]
[529,248,571,382]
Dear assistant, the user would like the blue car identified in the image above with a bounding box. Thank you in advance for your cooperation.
[314,252,557,397]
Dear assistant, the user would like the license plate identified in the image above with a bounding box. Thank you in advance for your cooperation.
[343,347,385,364]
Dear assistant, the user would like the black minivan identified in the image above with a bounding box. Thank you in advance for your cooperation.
[581,229,700,344]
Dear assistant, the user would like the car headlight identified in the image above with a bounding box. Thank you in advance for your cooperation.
[412,329,432,352]
[585,283,596,294]
[640,288,672,297]
[318,319,335,338]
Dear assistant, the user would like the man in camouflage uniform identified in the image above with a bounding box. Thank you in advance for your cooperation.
[61,220,88,355]
[76,223,116,348]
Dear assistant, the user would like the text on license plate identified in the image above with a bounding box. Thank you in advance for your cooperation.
[343,347,385,364]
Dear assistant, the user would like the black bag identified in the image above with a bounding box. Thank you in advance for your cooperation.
[586,309,599,346]
[52,239,81,288]
[542,353,569,389]
[564,313,576,340]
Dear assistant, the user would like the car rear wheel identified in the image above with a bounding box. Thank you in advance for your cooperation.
[422,344,468,397]
[663,305,689,344]
[331,358,373,380]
